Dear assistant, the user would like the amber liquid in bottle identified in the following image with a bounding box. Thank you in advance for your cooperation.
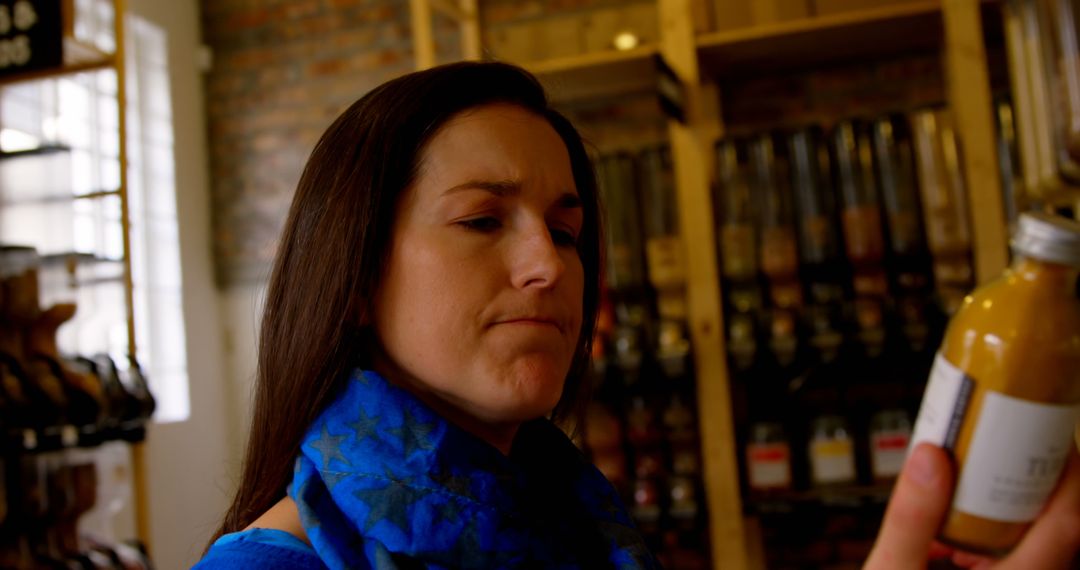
[911,212,1080,554]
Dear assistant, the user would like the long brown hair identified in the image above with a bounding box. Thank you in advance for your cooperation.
[211,61,603,543]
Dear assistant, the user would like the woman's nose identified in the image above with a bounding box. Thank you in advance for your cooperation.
[510,225,566,290]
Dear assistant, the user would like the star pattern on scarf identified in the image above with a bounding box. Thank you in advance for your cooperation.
[386,409,438,456]
[310,424,350,471]
[347,406,382,440]
[352,477,413,536]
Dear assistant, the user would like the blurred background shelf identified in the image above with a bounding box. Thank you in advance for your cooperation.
[697,0,1002,78]
[527,44,660,104]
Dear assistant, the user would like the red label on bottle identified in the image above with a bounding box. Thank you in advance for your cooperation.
[749,445,789,462]
[874,435,910,451]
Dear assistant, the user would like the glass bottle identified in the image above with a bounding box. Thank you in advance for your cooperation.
[749,133,802,310]
[639,145,687,324]
[832,120,889,299]
[788,126,846,308]
[746,422,793,492]
[872,113,933,297]
[869,409,912,481]
[910,212,1080,554]
[910,109,974,314]
[809,414,857,487]
[714,140,763,315]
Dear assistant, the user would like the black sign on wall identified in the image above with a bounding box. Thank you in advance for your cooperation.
[654,54,687,125]
[0,0,62,78]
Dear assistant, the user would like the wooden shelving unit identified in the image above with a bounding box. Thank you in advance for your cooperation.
[696,1,944,77]
[0,0,150,553]
[526,44,659,104]
[409,1,1010,568]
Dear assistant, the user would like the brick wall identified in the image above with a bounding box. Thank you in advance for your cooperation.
[201,0,422,284]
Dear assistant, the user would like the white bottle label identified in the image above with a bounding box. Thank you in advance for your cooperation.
[810,439,855,484]
[953,392,1080,522]
[911,353,1080,523]
[910,354,974,450]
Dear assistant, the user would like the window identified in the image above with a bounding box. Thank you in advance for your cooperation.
[0,2,188,422]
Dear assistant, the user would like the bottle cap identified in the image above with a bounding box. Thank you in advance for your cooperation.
[1012,212,1080,266]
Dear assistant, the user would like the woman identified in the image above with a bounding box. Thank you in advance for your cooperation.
[197,61,646,569]
[196,61,1080,569]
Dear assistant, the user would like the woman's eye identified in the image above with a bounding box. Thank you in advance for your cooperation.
[458,217,501,232]
[550,227,578,247]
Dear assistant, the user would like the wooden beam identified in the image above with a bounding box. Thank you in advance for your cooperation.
[430,0,471,23]
[459,0,482,60]
[410,0,437,70]
[942,0,1009,283]
[659,1,749,568]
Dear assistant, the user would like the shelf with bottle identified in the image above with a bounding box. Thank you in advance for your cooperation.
[710,101,1023,520]
[698,1,944,78]
[1002,0,1080,206]
[427,1,1005,107]
[580,145,711,569]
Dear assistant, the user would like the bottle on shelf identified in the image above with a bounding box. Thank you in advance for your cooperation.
[787,126,846,309]
[745,421,794,495]
[714,140,763,316]
[868,409,912,482]
[597,153,651,324]
[910,212,1080,555]
[831,119,889,300]
[994,99,1025,229]
[639,146,687,326]
[748,133,803,311]
[808,414,858,488]
[872,113,933,299]
[909,109,975,315]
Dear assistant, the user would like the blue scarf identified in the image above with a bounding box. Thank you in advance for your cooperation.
[289,369,660,569]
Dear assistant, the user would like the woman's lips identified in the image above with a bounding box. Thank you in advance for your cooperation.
[494,317,563,332]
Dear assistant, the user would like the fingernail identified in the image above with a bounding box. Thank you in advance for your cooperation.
[906,444,939,488]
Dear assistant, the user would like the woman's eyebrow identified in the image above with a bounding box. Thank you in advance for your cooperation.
[441,180,582,210]
[441,179,521,197]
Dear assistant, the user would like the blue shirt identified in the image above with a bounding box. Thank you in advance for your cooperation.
[196,528,325,569]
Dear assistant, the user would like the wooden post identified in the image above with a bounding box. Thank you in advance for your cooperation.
[942,0,1009,283]
[112,0,151,552]
[658,1,749,568]
[410,0,437,70]
[459,0,481,60]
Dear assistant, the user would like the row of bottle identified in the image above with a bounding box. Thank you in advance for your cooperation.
[744,408,912,495]
[0,244,155,452]
[713,107,978,324]
[0,443,150,569]
[590,144,709,568]
[582,332,709,570]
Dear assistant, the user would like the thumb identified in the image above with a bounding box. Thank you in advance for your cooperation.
[865,443,955,569]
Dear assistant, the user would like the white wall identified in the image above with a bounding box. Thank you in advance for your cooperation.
[221,282,265,461]
[124,1,240,568]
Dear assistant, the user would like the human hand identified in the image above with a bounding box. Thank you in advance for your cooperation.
[864,442,1080,569]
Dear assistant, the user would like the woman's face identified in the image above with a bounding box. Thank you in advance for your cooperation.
[371,103,585,445]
